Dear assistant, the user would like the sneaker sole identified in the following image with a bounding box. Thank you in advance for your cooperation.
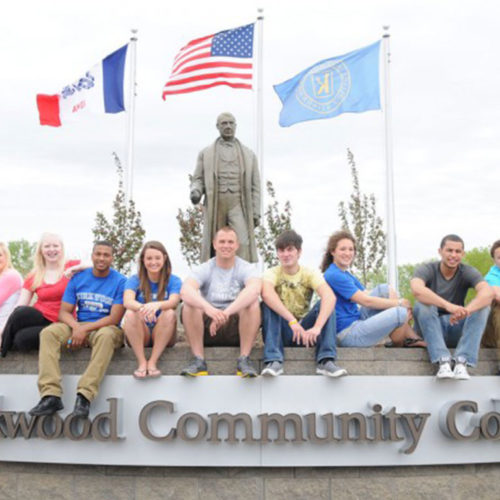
[316,368,348,378]
[236,370,258,378]
[454,374,471,380]
[261,368,283,377]
[180,371,208,377]
[436,373,454,379]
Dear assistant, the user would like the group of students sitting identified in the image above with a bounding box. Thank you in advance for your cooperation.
[0,228,498,419]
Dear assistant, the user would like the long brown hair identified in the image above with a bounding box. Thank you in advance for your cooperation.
[138,241,172,302]
[320,230,356,272]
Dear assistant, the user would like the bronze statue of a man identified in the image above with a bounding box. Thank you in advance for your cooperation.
[190,112,261,263]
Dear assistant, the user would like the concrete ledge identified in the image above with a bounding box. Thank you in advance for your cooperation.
[1,346,499,498]
[1,345,498,376]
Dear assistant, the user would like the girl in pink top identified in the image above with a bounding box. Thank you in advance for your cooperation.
[0,242,23,340]
[1,233,83,356]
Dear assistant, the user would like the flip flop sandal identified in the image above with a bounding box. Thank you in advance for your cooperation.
[147,368,162,378]
[133,368,148,379]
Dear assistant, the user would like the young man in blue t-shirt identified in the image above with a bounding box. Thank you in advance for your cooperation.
[29,241,126,418]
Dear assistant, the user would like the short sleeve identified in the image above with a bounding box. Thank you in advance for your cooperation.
[485,266,500,287]
[308,269,326,291]
[413,263,433,283]
[189,261,211,287]
[262,267,279,285]
[324,265,362,300]
[239,261,260,284]
[23,273,34,291]
[113,276,126,305]
[125,275,140,292]
[462,265,484,289]
[62,277,77,305]
[167,274,182,295]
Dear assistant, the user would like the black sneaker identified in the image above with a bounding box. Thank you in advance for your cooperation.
[180,356,208,376]
[29,396,64,416]
[236,356,258,378]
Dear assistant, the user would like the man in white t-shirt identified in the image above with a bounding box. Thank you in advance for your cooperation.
[180,226,261,377]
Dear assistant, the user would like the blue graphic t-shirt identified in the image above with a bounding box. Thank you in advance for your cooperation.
[124,274,182,304]
[62,268,126,323]
[324,262,364,332]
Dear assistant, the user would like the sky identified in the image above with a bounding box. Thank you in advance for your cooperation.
[1,0,499,278]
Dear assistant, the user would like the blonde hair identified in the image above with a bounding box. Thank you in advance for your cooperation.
[29,233,65,290]
[0,242,13,272]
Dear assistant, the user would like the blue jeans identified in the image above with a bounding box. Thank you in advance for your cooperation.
[262,301,337,363]
[413,302,490,366]
[336,284,407,347]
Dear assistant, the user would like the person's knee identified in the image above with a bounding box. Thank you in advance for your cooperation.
[413,302,435,319]
[158,309,177,325]
[93,328,118,349]
[395,306,408,326]
[124,309,140,322]
[243,299,260,316]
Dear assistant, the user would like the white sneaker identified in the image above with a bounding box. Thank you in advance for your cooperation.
[436,362,454,379]
[453,362,470,380]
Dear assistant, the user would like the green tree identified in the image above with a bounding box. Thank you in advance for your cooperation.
[8,239,36,277]
[463,246,492,303]
[92,153,146,274]
[255,180,293,267]
[176,203,204,268]
[338,149,386,284]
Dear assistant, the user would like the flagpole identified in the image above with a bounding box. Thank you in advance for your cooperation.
[256,9,264,270]
[125,29,138,205]
[382,26,398,290]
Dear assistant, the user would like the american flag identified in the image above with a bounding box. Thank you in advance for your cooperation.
[162,23,254,98]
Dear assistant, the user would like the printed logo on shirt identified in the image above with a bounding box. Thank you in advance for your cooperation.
[77,292,113,313]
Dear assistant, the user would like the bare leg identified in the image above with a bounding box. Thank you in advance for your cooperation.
[182,304,205,358]
[149,309,177,371]
[123,310,149,373]
[237,299,261,356]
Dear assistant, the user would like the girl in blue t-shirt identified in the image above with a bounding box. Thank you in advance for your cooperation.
[123,241,182,378]
[320,230,425,348]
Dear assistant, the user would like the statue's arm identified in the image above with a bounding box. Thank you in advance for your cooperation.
[251,154,261,225]
[190,151,205,204]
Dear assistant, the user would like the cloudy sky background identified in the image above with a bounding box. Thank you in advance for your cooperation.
[1,0,498,278]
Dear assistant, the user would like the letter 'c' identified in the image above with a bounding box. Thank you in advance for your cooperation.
[139,400,176,441]
[444,401,480,441]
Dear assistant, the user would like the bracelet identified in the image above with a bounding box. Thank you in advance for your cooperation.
[288,319,298,326]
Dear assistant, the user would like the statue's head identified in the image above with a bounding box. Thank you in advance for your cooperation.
[216,112,236,141]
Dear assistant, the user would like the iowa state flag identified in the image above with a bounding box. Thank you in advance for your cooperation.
[36,44,129,127]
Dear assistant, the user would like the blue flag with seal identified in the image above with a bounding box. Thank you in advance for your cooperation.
[274,40,381,127]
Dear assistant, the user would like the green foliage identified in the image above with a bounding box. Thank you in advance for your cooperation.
[176,203,204,268]
[8,239,36,277]
[463,247,492,275]
[255,180,293,267]
[338,149,386,283]
[92,153,146,274]
[463,246,492,303]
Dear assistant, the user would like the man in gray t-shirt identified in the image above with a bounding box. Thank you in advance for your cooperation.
[410,234,492,380]
[180,226,261,377]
